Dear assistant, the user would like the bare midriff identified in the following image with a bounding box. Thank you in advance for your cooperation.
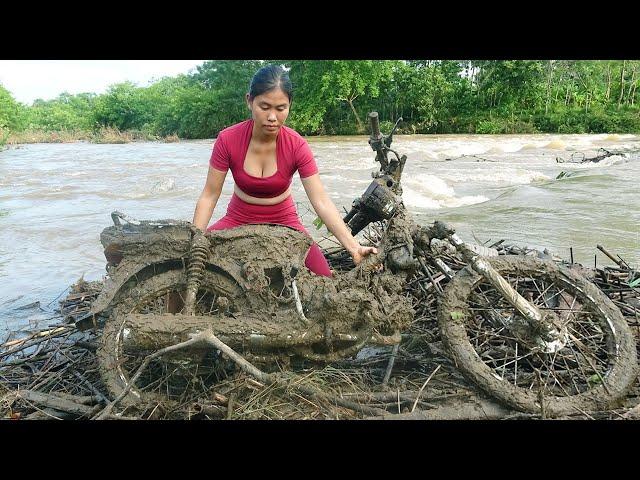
[234,184,292,205]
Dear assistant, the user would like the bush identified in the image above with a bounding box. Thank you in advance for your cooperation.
[531,107,640,134]
[378,120,394,134]
[475,119,504,134]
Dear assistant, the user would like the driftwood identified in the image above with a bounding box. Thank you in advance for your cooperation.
[369,395,514,420]
[556,148,624,164]
[14,390,100,418]
[25,408,78,420]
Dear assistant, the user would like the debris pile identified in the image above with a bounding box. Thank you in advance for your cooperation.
[1,242,638,420]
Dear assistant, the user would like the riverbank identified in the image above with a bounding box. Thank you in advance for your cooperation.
[3,127,180,146]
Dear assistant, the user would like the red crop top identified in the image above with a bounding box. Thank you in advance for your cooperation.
[209,119,319,198]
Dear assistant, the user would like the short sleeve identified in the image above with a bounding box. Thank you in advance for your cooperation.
[295,139,319,178]
[209,133,230,172]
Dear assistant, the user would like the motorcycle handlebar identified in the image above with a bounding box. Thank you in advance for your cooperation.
[369,112,381,140]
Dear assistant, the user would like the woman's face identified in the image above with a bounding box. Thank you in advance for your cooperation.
[247,88,290,137]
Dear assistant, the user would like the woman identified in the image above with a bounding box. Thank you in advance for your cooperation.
[192,64,377,277]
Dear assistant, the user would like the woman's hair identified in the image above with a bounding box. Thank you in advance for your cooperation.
[248,64,293,102]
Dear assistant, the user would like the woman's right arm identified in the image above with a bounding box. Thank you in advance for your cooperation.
[192,167,228,232]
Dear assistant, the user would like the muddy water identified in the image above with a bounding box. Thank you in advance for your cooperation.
[1,134,639,334]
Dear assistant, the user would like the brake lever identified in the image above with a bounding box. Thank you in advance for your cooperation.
[385,117,403,148]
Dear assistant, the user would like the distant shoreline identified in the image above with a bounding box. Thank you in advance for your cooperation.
[3,129,639,149]
[3,127,181,146]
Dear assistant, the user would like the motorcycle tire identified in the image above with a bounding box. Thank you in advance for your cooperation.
[97,268,243,407]
[438,255,637,417]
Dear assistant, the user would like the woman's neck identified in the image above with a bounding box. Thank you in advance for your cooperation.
[251,121,278,144]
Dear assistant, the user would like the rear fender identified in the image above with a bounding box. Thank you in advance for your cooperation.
[77,256,245,330]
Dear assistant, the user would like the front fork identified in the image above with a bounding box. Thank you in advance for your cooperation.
[446,233,565,351]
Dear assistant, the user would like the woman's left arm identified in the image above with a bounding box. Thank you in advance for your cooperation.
[301,174,377,264]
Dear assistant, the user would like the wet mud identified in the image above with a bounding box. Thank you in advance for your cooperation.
[98,219,415,352]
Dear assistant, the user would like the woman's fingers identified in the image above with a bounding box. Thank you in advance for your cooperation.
[352,245,378,264]
[361,246,377,255]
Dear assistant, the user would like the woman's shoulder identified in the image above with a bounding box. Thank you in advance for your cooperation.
[281,125,307,146]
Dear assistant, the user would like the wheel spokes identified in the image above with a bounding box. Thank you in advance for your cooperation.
[464,271,614,397]
[118,284,231,400]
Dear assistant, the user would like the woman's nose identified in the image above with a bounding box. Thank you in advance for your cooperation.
[268,112,277,121]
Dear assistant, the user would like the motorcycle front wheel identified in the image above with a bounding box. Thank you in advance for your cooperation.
[438,256,637,417]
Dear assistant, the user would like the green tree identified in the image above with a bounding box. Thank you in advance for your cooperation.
[0,84,21,130]
[27,92,97,131]
[190,60,265,128]
[142,73,234,138]
[165,83,221,138]
[288,60,396,134]
[136,75,188,136]
[397,61,466,132]
[470,60,545,112]
[92,82,154,131]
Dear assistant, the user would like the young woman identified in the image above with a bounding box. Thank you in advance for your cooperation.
[192,64,377,277]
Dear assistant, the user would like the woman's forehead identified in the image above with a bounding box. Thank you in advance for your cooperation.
[253,88,290,104]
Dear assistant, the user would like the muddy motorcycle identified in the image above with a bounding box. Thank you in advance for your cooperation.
[83,113,637,416]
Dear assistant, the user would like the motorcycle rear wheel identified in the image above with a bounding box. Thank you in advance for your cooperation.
[438,256,637,417]
[97,268,243,408]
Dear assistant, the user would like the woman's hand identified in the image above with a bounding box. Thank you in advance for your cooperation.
[299,175,379,266]
[350,244,378,265]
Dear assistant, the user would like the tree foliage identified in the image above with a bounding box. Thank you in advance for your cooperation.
[2,60,639,138]
[0,84,21,130]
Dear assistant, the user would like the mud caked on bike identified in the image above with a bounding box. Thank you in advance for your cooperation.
[80,112,638,417]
